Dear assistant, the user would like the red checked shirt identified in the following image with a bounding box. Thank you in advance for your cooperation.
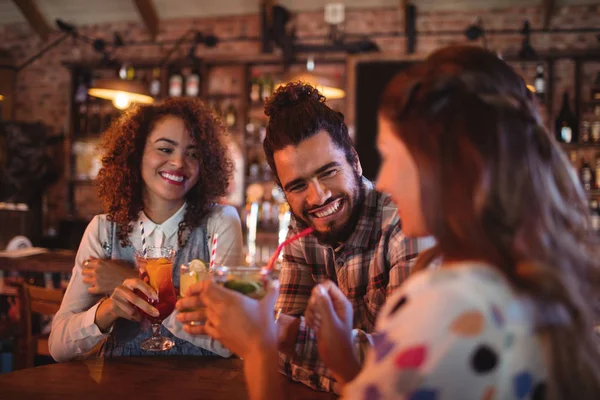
[276,178,426,393]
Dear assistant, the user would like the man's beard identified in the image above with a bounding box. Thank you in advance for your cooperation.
[292,172,365,247]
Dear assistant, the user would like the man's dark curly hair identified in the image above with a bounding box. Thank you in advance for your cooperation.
[263,82,356,185]
[96,97,233,248]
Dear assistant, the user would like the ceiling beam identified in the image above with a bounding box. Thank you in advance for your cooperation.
[133,0,159,41]
[12,0,52,41]
[541,0,555,30]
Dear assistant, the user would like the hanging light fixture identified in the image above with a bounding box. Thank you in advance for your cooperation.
[88,78,154,110]
[275,56,345,100]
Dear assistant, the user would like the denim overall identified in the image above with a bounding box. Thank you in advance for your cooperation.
[99,221,216,357]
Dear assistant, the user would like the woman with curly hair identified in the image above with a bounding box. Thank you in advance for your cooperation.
[49,98,243,361]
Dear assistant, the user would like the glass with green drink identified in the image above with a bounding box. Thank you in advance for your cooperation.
[212,266,272,299]
[179,259,210,325]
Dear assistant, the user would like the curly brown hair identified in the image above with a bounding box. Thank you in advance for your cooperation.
[96,97,233,248]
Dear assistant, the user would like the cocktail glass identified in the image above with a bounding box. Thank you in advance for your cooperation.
[134,246,177,351]
[212,266,272,299]
[179,259,210,325]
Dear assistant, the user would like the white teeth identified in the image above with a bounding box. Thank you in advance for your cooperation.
[313,199,342,218]
[161,172,184,182]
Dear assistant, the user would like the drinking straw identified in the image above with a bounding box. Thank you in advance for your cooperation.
[209,233,218,271]
[265,227,314,271]
[140,220,147,257]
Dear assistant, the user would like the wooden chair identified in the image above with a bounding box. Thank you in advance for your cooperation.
[16,283,63,369]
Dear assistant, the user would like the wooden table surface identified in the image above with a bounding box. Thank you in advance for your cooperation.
[0,357,338,400]
[0,250,75,274]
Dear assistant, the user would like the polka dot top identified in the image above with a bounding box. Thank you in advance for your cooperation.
[343,262,548,400]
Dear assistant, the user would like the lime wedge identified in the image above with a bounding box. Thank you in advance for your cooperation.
[188,259,207,282]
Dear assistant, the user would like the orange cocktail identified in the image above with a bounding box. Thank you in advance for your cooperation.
[135,246,177,351]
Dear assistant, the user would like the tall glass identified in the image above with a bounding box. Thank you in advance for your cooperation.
[212,266,272,300]
[179,259,210,325]
[134,246,177,351]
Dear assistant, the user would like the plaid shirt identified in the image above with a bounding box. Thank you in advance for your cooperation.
[276,178,423,393]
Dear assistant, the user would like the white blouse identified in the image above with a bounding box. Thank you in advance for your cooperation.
[49,204,244,362]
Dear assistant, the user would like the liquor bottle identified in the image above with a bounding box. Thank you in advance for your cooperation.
[555,92,578,143]
[224,103,237,128]
[581,158,593,191]
[185,67,200,97]
[149,68,161,97]
[118,65,127,80]
[591,72,600,102]
[590,199,600,232]
[250,72,262,104]
[581,120,591,144]
[591,105,600,144]
[74,74,88,104]
[168,68,183,97]
[533,63,545,102]
[126,65,135,80]
[261,75,273,101]
[595,154,600,190]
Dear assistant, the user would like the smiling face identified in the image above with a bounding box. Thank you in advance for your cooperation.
[141,115,200,210]
[375,117,427,237]
[274,130,364,245]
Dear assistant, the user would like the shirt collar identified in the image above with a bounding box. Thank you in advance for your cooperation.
[138,203,187,239]
[340,177,390,250]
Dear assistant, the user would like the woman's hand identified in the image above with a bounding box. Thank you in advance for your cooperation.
[176,280,279,359]
[82,258,137,295]
[305,280,361,385]
[94,278,159,332]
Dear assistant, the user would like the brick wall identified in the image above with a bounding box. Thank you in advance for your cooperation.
[0,4,598,227]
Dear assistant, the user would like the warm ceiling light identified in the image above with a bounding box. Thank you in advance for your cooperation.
[526,84,536,93]
[276,72,345,100]
[0,94,4,101]
[88,79,154,110]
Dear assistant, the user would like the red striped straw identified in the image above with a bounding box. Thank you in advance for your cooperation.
[265,227,314,271]
[209,233,218,271]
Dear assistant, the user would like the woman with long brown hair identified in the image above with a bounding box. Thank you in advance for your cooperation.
[177,46,600,399]
[49,97,243,361]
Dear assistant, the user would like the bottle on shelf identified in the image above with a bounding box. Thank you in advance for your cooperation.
[185,67,200,97]
[74,74,88,105]
[591,72,600,102]
[533,63,545,103]
[581,157,593,191]
[555,92,578,144]
[250,72,262,104]
[248,157,260,180]
[591,105,600,144]
[168,68,183,97]
[126,65,135,81]
[149,68,161,97]
[581,120,591,144]
[261,74,274,102]
[224,103,237,129]
[118,65,127,80]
